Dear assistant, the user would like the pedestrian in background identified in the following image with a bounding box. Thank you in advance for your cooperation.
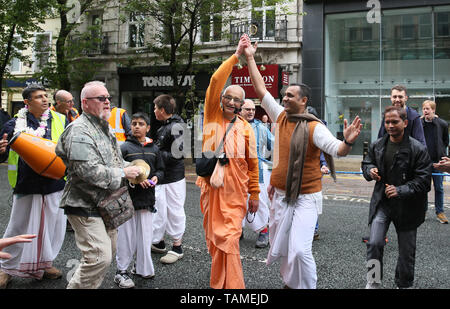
[151,94,187,265]
[421,100,448,224]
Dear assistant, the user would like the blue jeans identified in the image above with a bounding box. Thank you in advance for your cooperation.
[432,168,444,214]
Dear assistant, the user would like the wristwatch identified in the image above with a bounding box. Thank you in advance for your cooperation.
[344,139,354,146]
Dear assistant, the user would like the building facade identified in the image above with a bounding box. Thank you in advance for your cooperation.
[67,0,303,139]
[303,0,450,155]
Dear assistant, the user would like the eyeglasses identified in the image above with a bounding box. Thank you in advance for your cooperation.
[222,95,243,104]
[86,96,112,102]
[242,108,255,112]
[62,99,74,104]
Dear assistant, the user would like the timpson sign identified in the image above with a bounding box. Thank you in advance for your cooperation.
[231,64,280,98]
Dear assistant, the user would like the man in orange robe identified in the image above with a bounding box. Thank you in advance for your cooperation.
[196,36,260,289]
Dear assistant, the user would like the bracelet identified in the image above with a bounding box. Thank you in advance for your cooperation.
[344,139,354,146]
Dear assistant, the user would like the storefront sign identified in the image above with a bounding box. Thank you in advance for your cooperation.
[142,75,195,88]
[231,64,280,98]
[282,71,289,85]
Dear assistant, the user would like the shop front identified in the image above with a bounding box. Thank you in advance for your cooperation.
[231,64,285,121]
[303,0,450,155]
[118,66,212,139]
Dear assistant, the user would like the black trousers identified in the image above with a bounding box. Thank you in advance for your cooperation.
[366,207,417,288]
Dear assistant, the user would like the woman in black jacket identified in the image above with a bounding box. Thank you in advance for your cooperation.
[114,112,164,289]
[361,106,431,289]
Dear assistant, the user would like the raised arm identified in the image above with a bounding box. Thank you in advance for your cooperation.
[243,37,267,101]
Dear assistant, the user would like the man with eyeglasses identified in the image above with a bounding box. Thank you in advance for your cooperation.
[196,35,260,289]
[378,85,426,146]
[52,90,79,123]
[56,81,141,289]
[240,99,274,249]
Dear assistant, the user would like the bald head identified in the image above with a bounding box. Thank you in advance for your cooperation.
[240,99,256,122]
[54,89,74,115]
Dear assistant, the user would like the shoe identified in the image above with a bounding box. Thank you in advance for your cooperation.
[437,213,449,224]
[130,264,155,279]
[151,240,167,253]
[255,231,269,248]
[160,250,184,264]
[0,270,12,289]
[43,267,62,280]
[114,271,135,289]
[365,281,381,289]
[313,232,320,241]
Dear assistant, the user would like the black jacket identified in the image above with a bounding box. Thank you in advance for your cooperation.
[155,114,185,184]
[421,116,449,162]
[361,135,432,231]
[120,136,165,212]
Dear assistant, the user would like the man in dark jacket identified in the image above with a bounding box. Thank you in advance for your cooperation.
[362,105,431,289]
[378,85,426,147]
[151,94,187,264]
[421,100,449,224]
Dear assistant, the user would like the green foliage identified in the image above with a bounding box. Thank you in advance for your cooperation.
[0,0,56,97]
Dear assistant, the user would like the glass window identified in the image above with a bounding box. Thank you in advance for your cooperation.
[200,1,222,42]
[129,13,145,48]
[324,6,450,155]
[33,33,51,72]
[251,0,276,40]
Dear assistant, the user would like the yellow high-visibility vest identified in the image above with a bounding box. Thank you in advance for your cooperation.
[108,107,126,144]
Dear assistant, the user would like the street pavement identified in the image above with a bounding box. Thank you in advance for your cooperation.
[0,163,449,291]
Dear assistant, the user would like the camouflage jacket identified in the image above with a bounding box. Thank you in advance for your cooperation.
[56,112,128,209]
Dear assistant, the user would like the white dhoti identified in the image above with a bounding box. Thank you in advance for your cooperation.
[0,191,66,279]
[243,168,271,232]
[152,178,186,243]
[116,209,155,277]
[267,188,322,289]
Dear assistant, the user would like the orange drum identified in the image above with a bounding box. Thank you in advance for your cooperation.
[9,132,66,180]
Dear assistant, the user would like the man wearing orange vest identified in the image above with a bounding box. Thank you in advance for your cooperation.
[243,34,362,289]
[52,90,80,123]
[109,106,132,144]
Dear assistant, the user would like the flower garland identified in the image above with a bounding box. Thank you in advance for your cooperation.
[13,106,50,138]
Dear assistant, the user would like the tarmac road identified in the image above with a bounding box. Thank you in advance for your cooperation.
[0,164,449,291]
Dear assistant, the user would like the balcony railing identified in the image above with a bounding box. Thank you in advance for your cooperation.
[230,15,288,43]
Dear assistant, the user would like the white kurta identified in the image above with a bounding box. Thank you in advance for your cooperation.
[0,191,66,279]
[152,178,187,243]
[261,92,342,289]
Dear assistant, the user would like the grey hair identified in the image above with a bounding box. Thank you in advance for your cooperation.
[80,81,106,100]
[222,85,245,100]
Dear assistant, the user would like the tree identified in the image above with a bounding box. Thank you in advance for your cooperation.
[121,0,243,116]
[33,0,98,91]
[0,0,53,102]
